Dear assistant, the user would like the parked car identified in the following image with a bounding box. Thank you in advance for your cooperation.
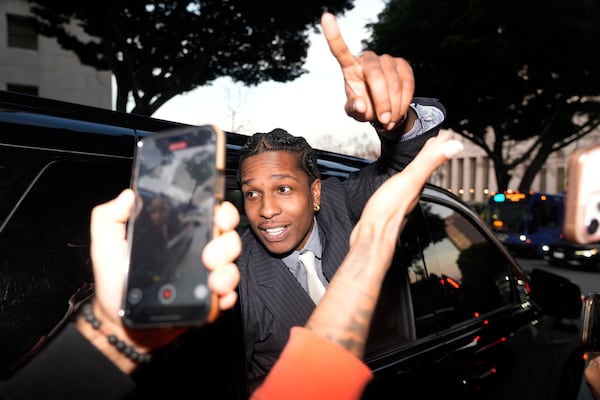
[542,236,600,270]
[0,90,585,399]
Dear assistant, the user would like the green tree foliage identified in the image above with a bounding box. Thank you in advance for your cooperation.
[364,0,600,191]
[27,0,353,116]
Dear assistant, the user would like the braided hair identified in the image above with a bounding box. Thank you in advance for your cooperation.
[237,128,320,185]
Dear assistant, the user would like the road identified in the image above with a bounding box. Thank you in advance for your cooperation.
[516,257,600,296]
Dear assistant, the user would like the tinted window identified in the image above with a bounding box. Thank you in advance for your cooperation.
[410,201,516,338]
[363,206,429,354]
[0,153,130,373]
[364,234,417,354]
[362,197,519,355]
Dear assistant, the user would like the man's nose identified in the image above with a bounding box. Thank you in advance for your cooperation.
[259,194,281,218]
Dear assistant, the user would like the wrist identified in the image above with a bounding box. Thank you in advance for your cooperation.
[370,108,413,136]
[77,301,152,374]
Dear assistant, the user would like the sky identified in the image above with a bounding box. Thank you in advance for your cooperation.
[152,0,386,149]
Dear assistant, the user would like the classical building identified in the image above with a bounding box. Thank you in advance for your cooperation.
[0,0,111,108]
[431,128,600,205]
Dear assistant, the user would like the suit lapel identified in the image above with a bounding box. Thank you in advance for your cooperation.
[249,241,315,324]
[317,212,350,281]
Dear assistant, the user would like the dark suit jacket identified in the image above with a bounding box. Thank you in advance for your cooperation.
[237,97,447,389]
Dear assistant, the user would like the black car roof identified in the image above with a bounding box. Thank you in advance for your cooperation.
[0,90,375,179]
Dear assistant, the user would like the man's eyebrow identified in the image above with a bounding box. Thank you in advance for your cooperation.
[241,173,301,186]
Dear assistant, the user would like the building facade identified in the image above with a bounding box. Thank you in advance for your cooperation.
[0,0,111,108]
[431,129,600,205]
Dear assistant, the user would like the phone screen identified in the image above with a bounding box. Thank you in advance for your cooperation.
[121,125,224,328]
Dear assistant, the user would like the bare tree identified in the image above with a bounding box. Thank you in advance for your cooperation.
[315,132,379,160]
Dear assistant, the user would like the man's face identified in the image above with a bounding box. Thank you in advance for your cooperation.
[240,151,321,255]
[148,197,170,226]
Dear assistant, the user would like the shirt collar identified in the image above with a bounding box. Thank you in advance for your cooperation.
[282,217,322,268]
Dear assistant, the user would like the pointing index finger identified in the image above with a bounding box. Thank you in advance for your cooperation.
[321,12,356,68]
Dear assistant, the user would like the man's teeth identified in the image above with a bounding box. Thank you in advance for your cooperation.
[266,227,285,235]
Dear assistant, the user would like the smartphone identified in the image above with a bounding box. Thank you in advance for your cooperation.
[583,293,600,352]
[563,143,600,245]
[120,124,225,328]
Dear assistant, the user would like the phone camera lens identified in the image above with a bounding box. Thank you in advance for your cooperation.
[588,219,599,235]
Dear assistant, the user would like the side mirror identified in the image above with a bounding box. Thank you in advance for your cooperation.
[529,268,583,319]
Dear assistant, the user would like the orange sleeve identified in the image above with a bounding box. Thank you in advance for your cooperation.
[251,327,373,400]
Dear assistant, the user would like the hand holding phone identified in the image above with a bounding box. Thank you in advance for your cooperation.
[120,125,225,329]
[563,143,600,245]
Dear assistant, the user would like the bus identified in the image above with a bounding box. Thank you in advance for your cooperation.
[479,191,565,258]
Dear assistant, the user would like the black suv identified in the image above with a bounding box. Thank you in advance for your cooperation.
[0,90,585,399]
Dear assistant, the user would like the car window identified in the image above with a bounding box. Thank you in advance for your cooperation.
[410,201,516,338]
[363,208,426,355]
[0,148,46,225]
[0,155,130,372]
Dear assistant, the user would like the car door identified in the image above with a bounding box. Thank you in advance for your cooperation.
[0,144,132,373]
[361,189,583,400]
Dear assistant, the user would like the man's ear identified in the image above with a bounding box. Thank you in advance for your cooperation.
[311,179,322,206]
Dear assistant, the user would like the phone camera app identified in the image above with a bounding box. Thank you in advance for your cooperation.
[127,288,143,305]
[194,284,209,300]
[158,284,176,304]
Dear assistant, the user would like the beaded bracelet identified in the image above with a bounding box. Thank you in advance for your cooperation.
[81,303,152,364]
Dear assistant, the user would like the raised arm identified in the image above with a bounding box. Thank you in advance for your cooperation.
[306,130,462,355]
